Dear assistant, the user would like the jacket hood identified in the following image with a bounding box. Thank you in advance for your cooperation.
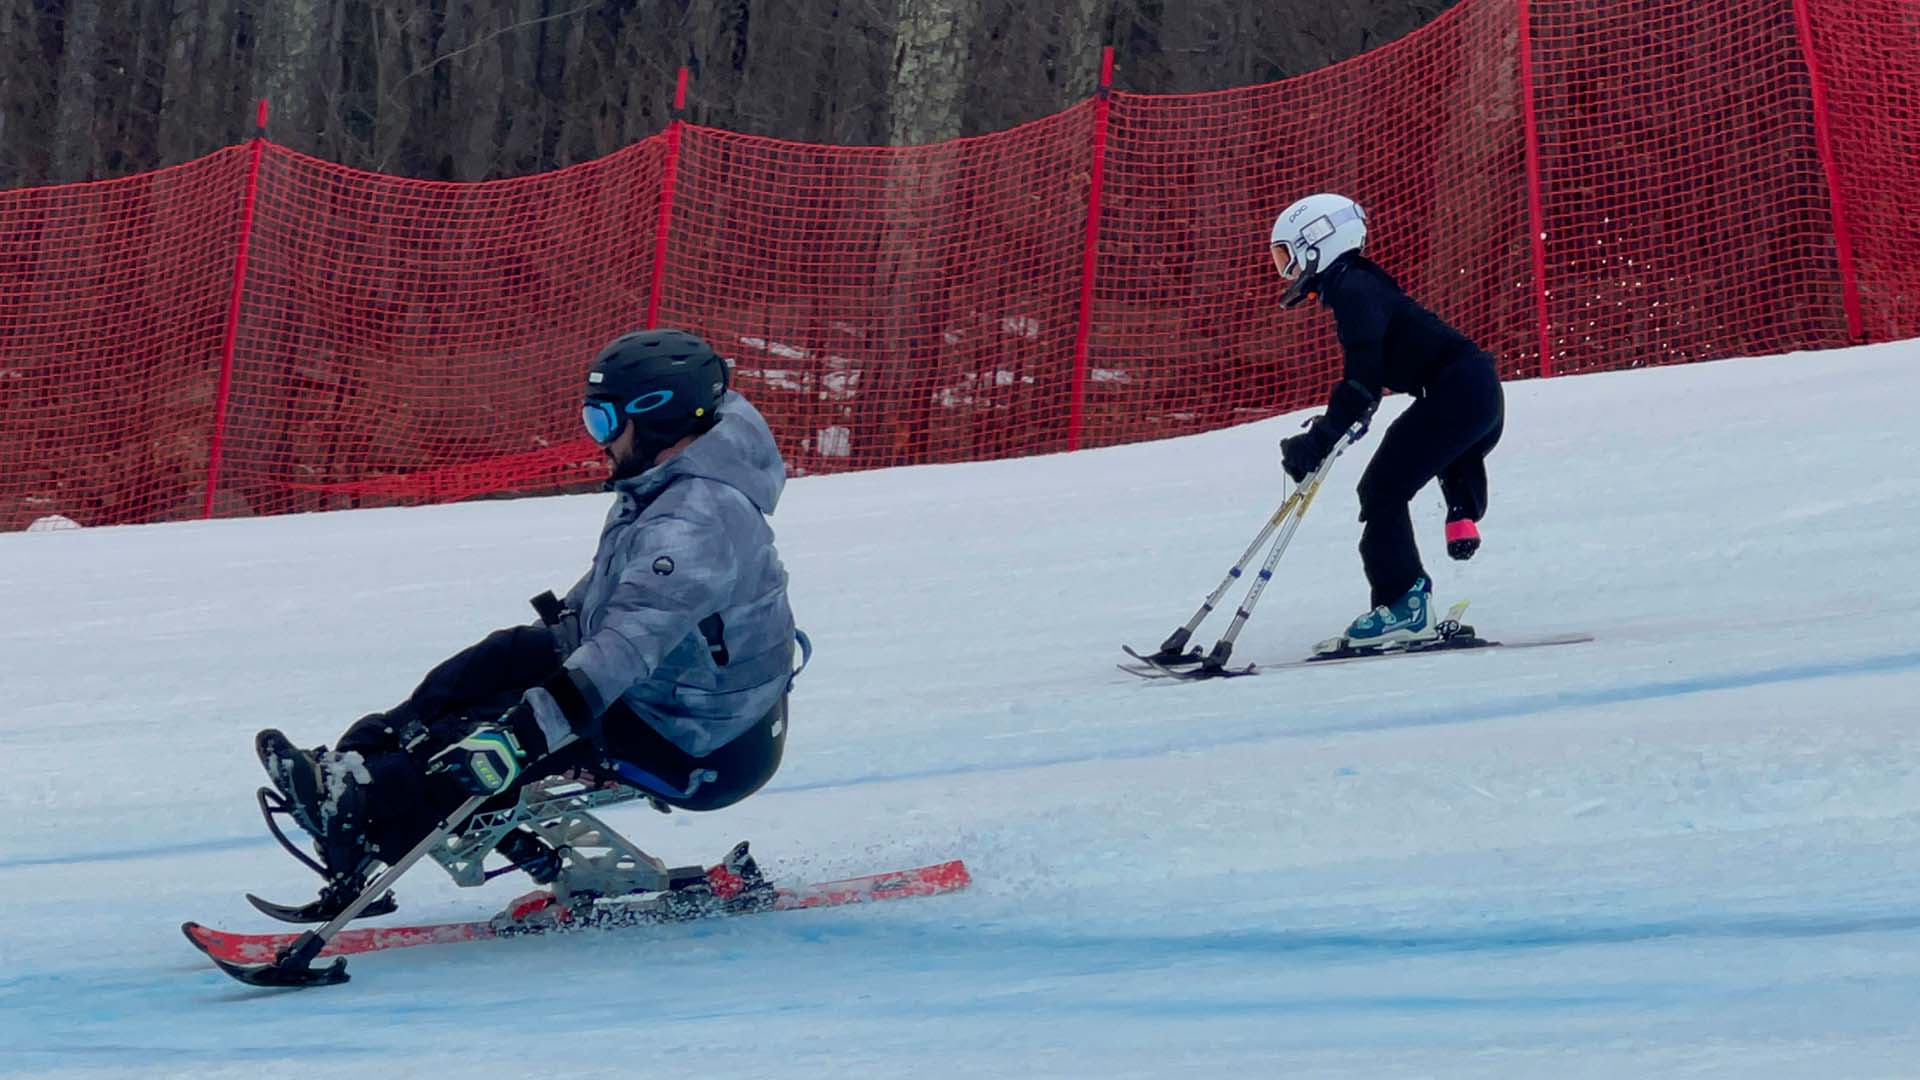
[610,391,785,513]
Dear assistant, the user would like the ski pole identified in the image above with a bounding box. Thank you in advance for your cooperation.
[1143,487,1310,662]
[1145,420,1363,664]
[1191,442,1347,672]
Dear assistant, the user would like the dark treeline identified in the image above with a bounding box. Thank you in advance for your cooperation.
[0,0,1455,189]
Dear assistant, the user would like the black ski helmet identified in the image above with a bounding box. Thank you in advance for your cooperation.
[581,328,730,460]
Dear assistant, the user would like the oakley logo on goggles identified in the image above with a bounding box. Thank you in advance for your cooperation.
[583,389,675,445]
[1273,204,1366,280]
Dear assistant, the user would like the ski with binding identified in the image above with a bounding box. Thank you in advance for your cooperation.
[184,859,971,970]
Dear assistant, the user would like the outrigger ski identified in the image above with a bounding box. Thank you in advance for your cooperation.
[1121,601,1593,681]
[1120,599,1479,679]
[246,889,398,924]
[248,786,403,924]
[1120,644,1254,679]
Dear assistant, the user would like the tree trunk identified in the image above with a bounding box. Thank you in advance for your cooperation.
[888,0,976,146]
[51,0,105,182]
[0,0,24,186]
[862,1,980,465]
[158,0,206,165]
[119,0,173,174]
[441,0,488,178]
[1059,0,1116,103]
[367,0,439,174]
[253,0,337,156]
[193,0,246,150]
[498,0,546,176]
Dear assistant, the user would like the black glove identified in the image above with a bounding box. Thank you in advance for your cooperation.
[1280,421,1336,483]
[1445,517,1480,561]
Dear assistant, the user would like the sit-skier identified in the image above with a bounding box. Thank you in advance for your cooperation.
[255,328,799,914]
[1268,193,1505,651]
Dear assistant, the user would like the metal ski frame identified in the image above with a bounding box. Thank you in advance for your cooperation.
[1142,420,1366,675]
[253,772,679,922]
[430,777,672,902]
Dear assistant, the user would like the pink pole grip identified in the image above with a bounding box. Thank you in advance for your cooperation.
[1446,519,1480,543]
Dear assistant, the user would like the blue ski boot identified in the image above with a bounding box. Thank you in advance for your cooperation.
[1322,577,1436,653]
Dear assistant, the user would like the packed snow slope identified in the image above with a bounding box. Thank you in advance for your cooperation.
[4,340,1920,1079]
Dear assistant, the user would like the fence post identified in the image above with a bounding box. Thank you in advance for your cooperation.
[1066,46,1114,452]
[1515,0,1553,379]
[645,68,689,330]
[1791,0,1865,344]
[203,99,268,519]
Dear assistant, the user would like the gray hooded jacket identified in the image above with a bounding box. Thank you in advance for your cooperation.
[525,391,796,758]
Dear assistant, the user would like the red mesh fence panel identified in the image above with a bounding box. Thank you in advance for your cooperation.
[1803,0,1920,342]
[656,112,1095,474]
[1091,0,1533,448]
[212,140,668,515]
[1528,0,1850,374]
[0,150,247,530]
[2,0,1908,529]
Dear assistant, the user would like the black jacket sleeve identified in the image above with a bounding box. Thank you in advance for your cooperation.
[1320,267,1391,433]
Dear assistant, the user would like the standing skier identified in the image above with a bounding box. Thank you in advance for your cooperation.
[1269,193,1504,651]
[256,328,800,913]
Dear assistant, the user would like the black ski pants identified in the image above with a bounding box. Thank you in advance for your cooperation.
[337,624,787,858]
[1355,353,1504,608]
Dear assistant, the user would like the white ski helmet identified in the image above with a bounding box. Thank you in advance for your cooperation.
[1270,193,1368,306]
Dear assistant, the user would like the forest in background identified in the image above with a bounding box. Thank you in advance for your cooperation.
[0,0,1455,189]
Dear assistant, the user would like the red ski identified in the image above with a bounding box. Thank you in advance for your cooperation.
[184,859,970,968]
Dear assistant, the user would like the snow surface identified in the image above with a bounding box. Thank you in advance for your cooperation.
[4,340,1920,1078]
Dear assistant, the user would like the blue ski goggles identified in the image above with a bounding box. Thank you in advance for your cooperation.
[582,389,676,445]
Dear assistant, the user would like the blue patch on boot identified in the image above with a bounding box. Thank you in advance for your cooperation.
[1344,578,1434,646]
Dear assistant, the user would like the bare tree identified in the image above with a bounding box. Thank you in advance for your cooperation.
[51,0,106,182]
[4,0,1468,186]
[0,0,39,186]
[252,0,338,157]
[157,0,209,164]
[187,0,249,152]
[1059,0,1117,103]
[888,0,977,146]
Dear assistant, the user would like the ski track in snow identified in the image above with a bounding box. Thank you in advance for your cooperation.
[4,341,1920,1078]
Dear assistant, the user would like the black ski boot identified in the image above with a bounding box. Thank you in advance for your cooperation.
[256,729,329,838]
[249,730,397,923]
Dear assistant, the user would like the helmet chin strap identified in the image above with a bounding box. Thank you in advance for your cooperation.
[1279,246,1322,308]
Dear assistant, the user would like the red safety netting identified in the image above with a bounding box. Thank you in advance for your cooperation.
[0,151,247,530]
[0,0,1904,530]
[213,141,668,516]
[658,110,1094,472]
[1091,0,1533,447]
[1528,0,1850,374]
[1802,0,1920,342]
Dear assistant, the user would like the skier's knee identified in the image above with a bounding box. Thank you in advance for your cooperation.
[1355,473,1415,522]
[337,710,410,753]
